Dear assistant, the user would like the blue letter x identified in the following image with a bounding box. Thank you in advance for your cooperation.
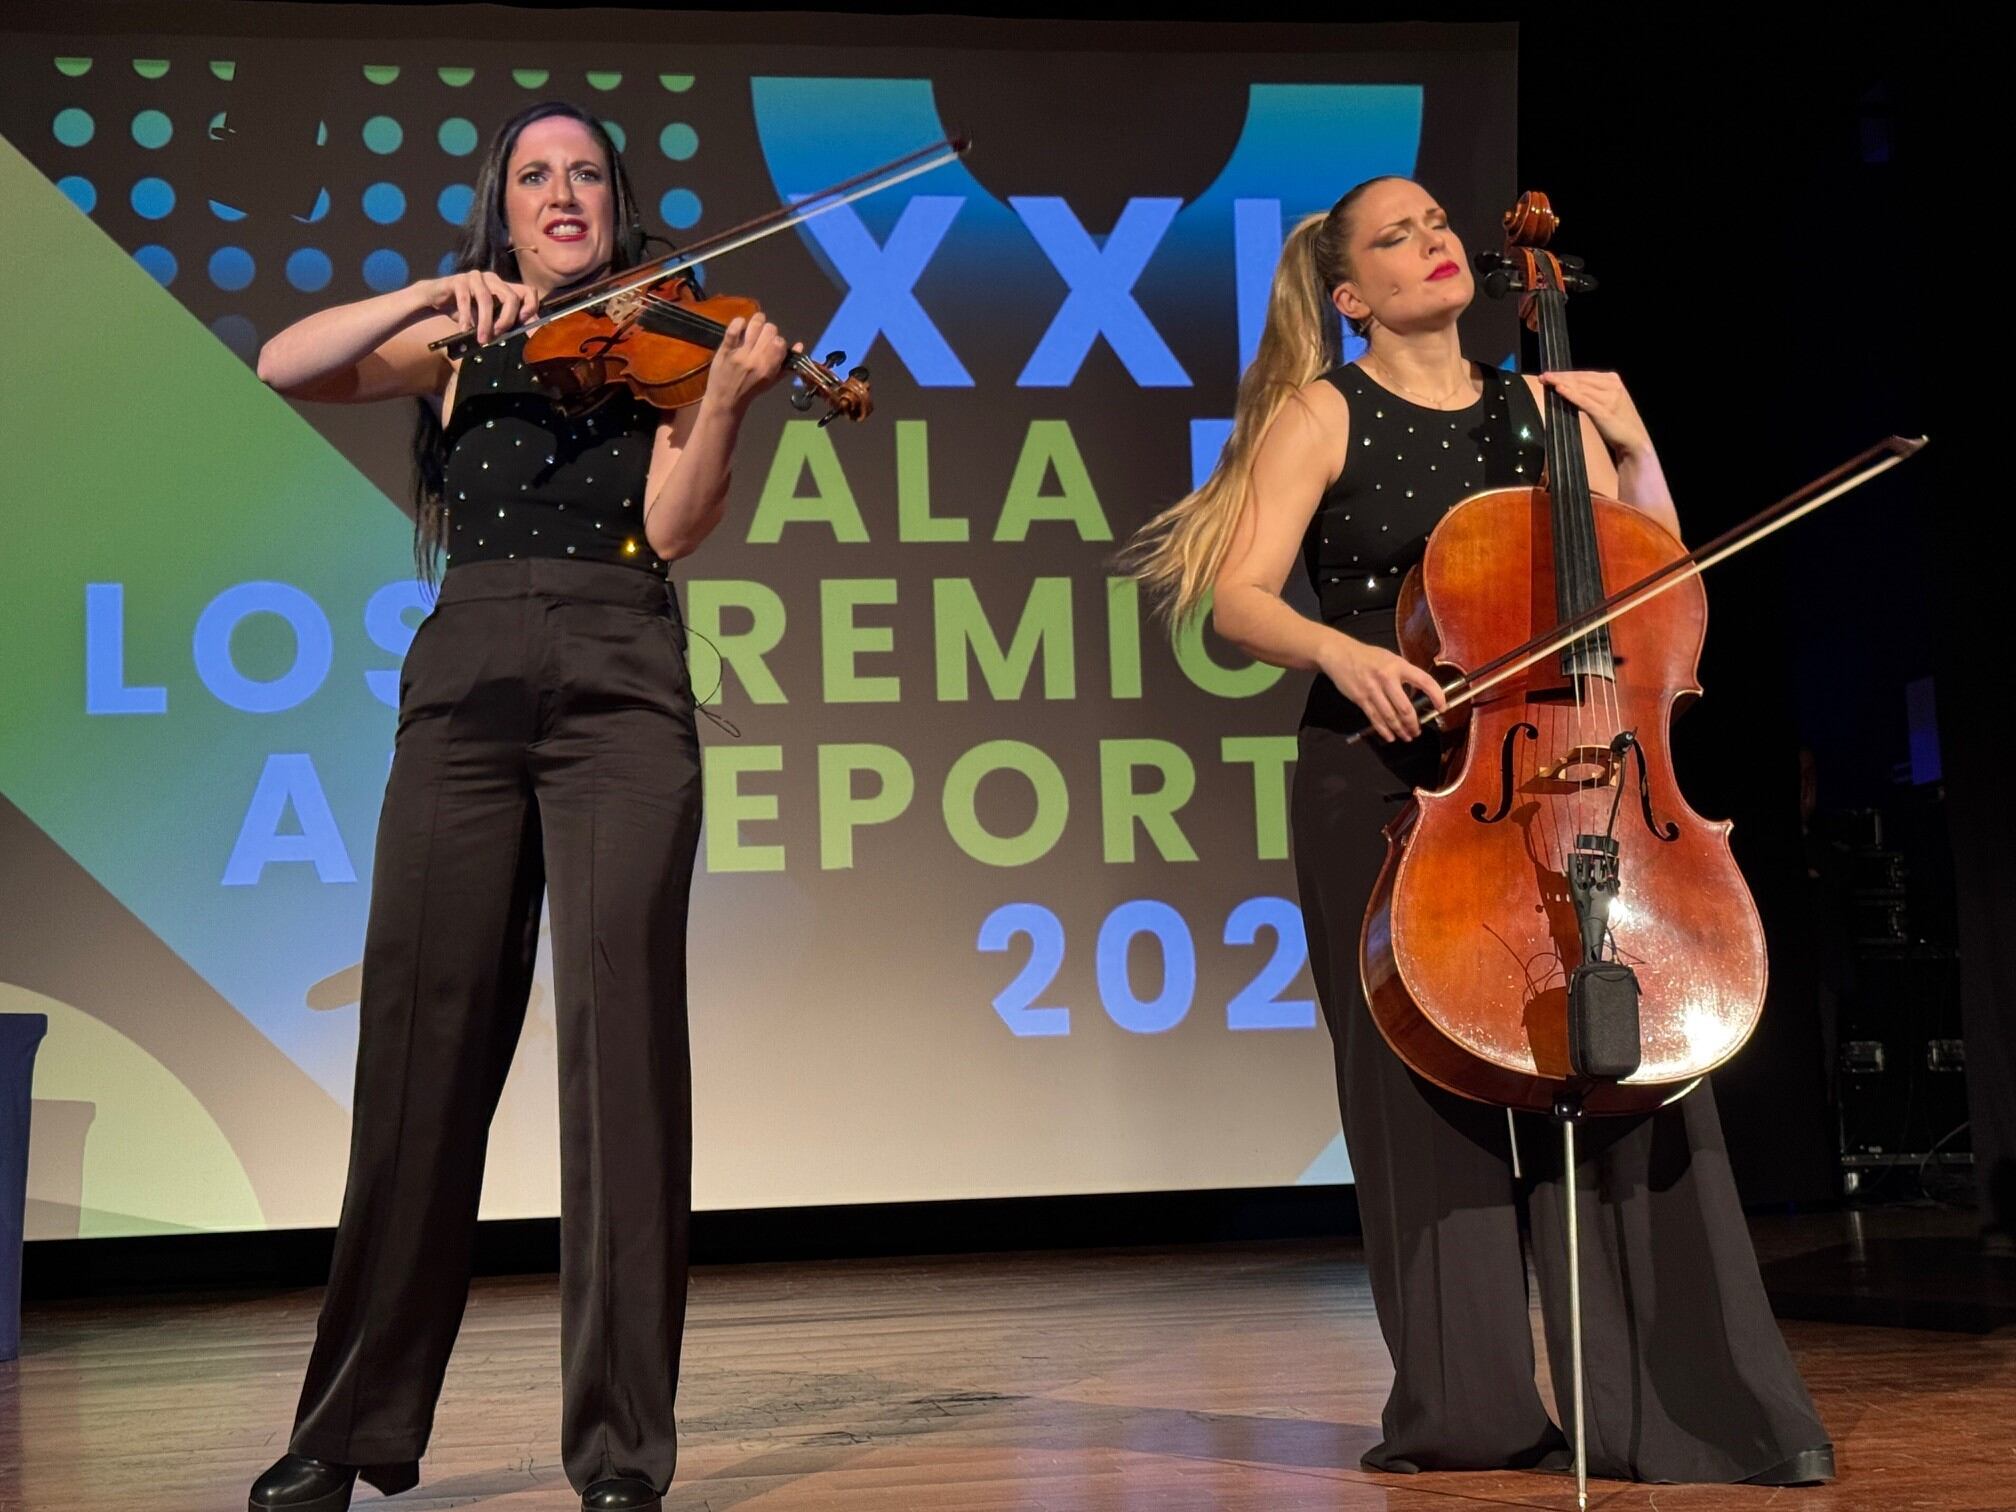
[1013,197,1190,388]
[801,195,972,388]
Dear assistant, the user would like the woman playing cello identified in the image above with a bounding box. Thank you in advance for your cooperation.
[1126,175,1833,1486]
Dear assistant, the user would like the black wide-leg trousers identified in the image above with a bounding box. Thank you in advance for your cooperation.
[289,559,702,1495]
[1292,708,1831,1483]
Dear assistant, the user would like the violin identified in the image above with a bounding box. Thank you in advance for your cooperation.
[521,271,873,427]
[426,136,971,426]
[1360,190,1762,1119]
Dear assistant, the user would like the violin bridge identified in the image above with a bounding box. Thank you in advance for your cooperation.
[603,289,648,327]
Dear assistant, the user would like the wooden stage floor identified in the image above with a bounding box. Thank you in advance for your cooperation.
[3,1210,2012,1511]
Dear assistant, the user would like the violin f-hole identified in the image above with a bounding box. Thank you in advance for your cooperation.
[1472,721,1540,823]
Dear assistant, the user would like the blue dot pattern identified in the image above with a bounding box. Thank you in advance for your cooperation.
[437,183,475,226]
[660,188,702,229]
[362,181,406,224]
[286,248,333,292]
[133,244,178,286]
[38,65,703,314]
[209,246,255,291]
[131,108,172,148]
[209,313,258,362]
[53,107,93,146]
[131,176,175,219]
[363,248,409,292]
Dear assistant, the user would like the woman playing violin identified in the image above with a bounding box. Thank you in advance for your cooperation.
[247,101,788,1512]
[1127,176,1833,1487]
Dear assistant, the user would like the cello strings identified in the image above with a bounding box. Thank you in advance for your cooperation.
[1555,297,1603,847]
[1522,285,1565,880]
[1539,288,1584,881]
[1512,285,1559,877]
[1543,284,1619,864]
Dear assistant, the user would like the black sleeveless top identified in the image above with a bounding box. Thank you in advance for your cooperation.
[439,329,668,578]
[1302,362,1547,627]
[1299,361,1547,736]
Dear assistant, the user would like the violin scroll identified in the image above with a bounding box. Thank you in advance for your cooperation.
[791,349,874,428]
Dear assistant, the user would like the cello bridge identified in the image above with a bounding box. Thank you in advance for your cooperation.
[1540,744,1619,789]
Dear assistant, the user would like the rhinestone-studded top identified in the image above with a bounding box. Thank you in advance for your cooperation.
[439,329,666,577]
[1301,361,1547,625]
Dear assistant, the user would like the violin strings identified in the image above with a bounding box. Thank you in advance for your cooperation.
[635,293,728,345]
[631,292,830,392]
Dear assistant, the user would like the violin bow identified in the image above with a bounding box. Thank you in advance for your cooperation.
[429,135,971,362]
[1348,434,1930,746]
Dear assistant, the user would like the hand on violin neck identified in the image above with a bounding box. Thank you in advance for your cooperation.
[704,314,793,414]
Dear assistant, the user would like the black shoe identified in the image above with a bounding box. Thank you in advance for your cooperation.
[1743,1446,1836,1486]
[248,1455,419,1511]
[581,1477,662,1511]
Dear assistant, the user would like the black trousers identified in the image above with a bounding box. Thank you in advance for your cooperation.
[289,559,702,1495]
[1292,697,1830,1482]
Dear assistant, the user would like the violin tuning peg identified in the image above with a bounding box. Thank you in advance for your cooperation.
[824,350,846,369]
[849,365,870,382]
[789,381,814,413]
[817,409,840,429]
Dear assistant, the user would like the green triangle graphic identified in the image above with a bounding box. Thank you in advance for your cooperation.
[0,131,419,1099]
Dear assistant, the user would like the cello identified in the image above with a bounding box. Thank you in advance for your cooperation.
[1360,191,1753,1118]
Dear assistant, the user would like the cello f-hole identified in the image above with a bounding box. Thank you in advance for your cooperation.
[1625,735,1681,842]
[1473,721,1540,824]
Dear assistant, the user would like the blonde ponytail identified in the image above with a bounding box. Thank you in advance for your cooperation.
[1121,181,1394,630]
